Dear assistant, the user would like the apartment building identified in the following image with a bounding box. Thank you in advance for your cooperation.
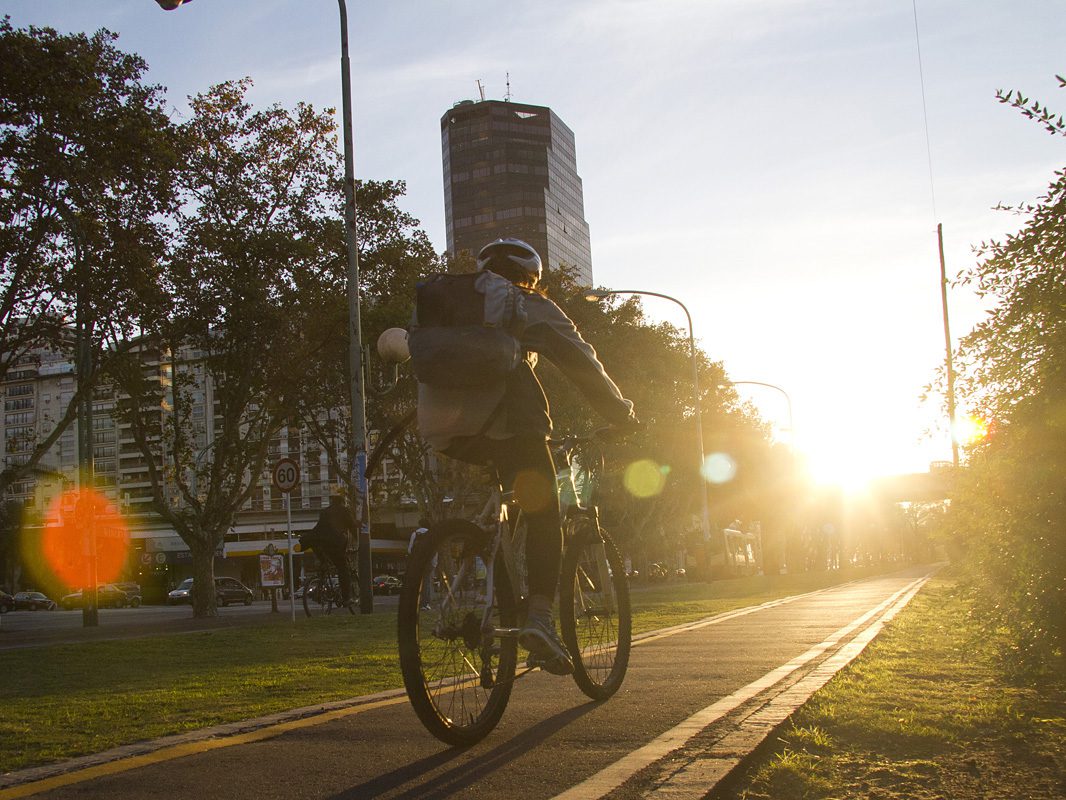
[1,343,415,599]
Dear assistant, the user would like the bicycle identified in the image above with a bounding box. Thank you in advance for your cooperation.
[300,552,358,618]
[397,430,632,745]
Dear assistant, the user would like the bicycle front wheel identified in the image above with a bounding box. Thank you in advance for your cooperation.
[303,576,336,617]
[398,519,518,746]
[560,517,632,700]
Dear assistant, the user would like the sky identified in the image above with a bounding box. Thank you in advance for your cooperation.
[7,0,1066,487]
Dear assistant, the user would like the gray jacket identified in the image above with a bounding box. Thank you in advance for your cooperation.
[417,289,635,454]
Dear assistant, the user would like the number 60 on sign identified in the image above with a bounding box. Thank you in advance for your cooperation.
[272,458,300,494]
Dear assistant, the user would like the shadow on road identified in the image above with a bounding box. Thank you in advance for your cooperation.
[330,701,601,799]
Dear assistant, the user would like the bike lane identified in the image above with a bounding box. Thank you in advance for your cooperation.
[2,566,934,800]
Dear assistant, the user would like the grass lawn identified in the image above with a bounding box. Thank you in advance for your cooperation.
[716,576,1066,800]
[0,564,893,774]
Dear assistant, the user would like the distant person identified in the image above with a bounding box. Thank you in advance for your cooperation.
[300,491,356,607]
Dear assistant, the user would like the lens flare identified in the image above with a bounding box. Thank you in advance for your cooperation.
[40,488,130,589]
[702,452,738,484]
[623,459,667,498]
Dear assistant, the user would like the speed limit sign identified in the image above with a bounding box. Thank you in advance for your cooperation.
[272,458,300,493]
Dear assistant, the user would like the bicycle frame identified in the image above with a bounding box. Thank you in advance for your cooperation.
[454,438,601,647]
[399,429,633,744]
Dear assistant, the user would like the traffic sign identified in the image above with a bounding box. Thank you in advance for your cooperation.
[272,458,300,493]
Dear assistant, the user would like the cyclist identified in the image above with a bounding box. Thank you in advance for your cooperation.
[300,490,357,609]
[418,238,639,675]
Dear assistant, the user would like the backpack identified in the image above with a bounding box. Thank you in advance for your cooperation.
[408,270,527,388]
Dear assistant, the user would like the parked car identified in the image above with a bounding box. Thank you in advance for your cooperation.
[13,591,57,611]
[167,577,254,606]
[372,575,402,595]
[214,577,254,606]
[114,582,143,607]
[59,584,130,610]
[0,589,14,613]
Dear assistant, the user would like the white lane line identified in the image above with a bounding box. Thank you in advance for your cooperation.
[551,572,933,800]
[645,572,933,798]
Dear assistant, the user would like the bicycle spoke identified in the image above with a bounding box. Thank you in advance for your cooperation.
[398,520,517,746]
[561,523,632,700]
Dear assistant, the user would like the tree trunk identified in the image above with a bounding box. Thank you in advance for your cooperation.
[188,537,218,618]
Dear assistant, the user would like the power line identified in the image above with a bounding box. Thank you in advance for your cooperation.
[912,0,938,220]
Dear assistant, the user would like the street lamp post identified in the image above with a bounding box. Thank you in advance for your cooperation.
[585,289,712,546]
[722,379,795,575]
[154,0,373,612]
[725,381,794,443]
[335,0,373,614]
[60,208,99,627]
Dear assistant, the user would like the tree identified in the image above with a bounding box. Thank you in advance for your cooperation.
[288,179,440,524]
[0,19,175,496]
[949,76,1066,670]
[526,270,771,574]
[111,80,340,617]
[0,499,23,589]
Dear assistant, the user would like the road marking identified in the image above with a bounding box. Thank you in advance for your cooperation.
[642,572,932,798]
[551,572,933,800]
[0,694,409,800]
[631,584,843,648]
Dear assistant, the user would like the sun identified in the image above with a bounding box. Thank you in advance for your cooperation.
[800,424,933,494]
[805,445,883,493]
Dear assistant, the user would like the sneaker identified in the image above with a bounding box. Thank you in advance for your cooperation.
[519,607,573,676]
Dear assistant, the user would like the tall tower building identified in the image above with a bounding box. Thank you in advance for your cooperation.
[441,99,593,286]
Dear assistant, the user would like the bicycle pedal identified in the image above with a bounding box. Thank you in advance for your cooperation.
[525,652,547,669]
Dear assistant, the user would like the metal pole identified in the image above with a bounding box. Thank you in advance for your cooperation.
[590,290,712,545]
[285,494,296,622]
[937,223,959,468]
[724,379,795,575]
[337,0,372,612]
[70,220,98,628]
[728,381,794,442]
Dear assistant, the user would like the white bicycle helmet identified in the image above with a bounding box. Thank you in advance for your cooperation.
[476,238,543,283]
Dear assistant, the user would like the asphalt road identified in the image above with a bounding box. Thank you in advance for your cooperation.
[0,595,401,650]
[1,567,933,800]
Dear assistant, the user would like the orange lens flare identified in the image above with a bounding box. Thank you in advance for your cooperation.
[41,488,130,589]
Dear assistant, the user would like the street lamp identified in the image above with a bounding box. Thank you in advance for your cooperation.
[584,289,712,545]
[723,381,794,444]
[154,0,373,612]
[722,379,795,576]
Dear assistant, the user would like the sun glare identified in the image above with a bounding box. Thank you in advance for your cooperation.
[801,427,930,495]
[954,414,990,447]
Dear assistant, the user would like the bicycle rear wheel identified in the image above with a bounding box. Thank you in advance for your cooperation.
[398,519,518,746]
[560,517,632,700]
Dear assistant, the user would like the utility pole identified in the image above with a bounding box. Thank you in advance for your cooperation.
[938,223,959,468]
[337,0,372,612]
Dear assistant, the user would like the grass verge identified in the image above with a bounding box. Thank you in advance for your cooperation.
[715,576,1066,800]
[1,564,892,774]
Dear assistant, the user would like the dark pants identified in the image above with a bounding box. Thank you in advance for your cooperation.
[481,436,562,599]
